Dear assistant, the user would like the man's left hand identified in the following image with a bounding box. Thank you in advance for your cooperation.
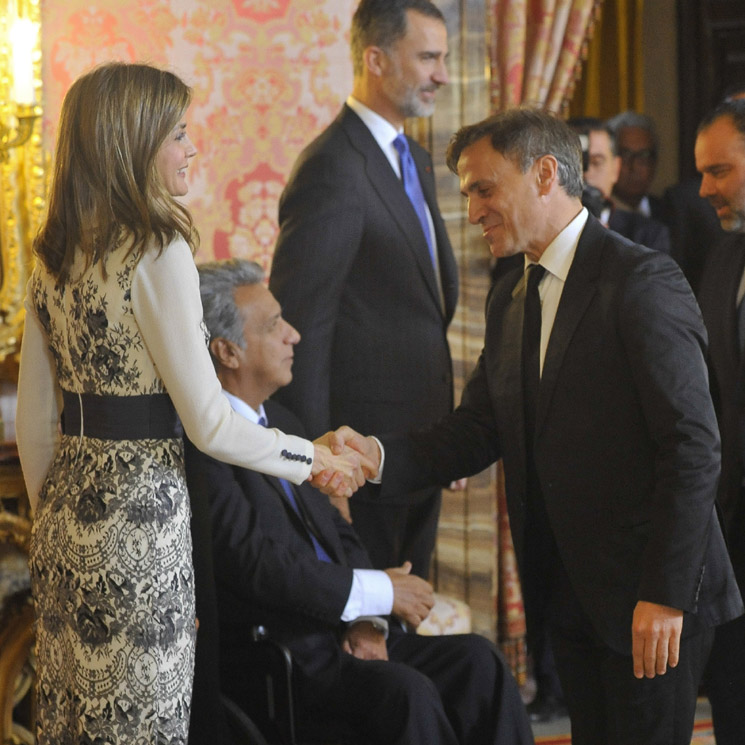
[341,621,388,661]
[631,600,683,679]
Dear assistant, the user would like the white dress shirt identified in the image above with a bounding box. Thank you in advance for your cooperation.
[527,207,589,375]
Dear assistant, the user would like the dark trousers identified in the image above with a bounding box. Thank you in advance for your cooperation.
[294,631,534,745]
[704,488,745,744]
[349,486,441,579]
[704,611,745,745]
[522,516,564,703]
[548,559,713,745]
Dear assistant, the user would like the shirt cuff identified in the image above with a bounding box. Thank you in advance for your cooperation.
[368,436,385,484]
[341,568,393,621]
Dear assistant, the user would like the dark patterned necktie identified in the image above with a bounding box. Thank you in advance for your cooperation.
[522,264,547,443]
[259,416,331,562]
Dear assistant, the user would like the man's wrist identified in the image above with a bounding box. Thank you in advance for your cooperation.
[347,616,389,639]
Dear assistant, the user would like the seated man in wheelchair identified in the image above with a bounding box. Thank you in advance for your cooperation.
[185,259,534,745]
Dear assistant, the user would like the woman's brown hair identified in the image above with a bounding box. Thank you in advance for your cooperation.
[35,62,199,282]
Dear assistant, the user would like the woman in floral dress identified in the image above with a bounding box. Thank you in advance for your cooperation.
[15,62,364,745]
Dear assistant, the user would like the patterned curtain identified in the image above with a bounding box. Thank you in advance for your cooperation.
[485,0,601,684]
[490,0,602,113]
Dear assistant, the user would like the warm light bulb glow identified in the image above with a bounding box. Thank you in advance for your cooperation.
[10,18,38,105]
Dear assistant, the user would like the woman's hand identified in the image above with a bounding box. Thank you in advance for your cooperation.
[309,439,369,498]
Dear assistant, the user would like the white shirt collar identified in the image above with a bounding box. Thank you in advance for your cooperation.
[347,96,403,176]
[526,207,589,282]
[637,195,652,217]
[222,389,265,425]
[347,96,400,149]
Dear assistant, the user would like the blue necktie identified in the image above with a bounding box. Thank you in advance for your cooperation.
[259,416,331,562]
[393,133,436,267]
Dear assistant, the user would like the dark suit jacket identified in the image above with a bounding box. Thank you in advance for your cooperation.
[381,214,743,655]
[608,207,671,255]
[697,233,745,589]
[269,105,457,503]
[184,400,375,690]
[665,177,725,294]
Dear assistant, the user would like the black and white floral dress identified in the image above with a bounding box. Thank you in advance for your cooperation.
[16,237,314,744]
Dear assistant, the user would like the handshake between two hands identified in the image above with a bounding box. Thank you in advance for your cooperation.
[309,426,381,499]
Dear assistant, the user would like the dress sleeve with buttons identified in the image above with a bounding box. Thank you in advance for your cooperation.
[132,237,314,484]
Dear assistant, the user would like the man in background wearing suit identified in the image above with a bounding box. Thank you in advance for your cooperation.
[695,98,745,745]
[269,0,457,580]
[327,109,743,745]
[607,110,668,223]
[569,116,671,254]
[185,259,533,745]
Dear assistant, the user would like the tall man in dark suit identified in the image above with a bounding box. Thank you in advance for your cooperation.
[269,0,457,579]
[185,259,533,745]
[694,98,745,745]
[325,109,744,745]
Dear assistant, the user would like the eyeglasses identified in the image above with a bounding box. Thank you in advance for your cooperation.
[618,148,657,166]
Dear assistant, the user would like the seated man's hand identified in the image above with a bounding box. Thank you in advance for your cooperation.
[329,495,353,523]
[385,561,434,630]
[310,440,371,498]
[341,621,388,661]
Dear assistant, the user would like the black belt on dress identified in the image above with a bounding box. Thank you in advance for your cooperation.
[61,391,182,440]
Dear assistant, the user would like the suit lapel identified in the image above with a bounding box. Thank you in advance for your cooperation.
[724,238,745,370]
[507,275,530,481]
[725,238,745,400]
[263,473,345,564]
[488,271,530,488]
[340,108,445,316]
[536,218,602,433]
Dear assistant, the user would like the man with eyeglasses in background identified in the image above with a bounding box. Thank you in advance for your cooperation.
[606,111,668,220]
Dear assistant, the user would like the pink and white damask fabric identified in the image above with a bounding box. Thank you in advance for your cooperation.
[41,0,356,268]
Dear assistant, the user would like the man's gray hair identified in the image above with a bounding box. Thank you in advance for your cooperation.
[445,107,584,198]
[197,259,264,366]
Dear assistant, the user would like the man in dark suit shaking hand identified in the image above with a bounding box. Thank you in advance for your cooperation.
[269,0,458,580]
[185,259,533,745]
[327,108,744,745]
